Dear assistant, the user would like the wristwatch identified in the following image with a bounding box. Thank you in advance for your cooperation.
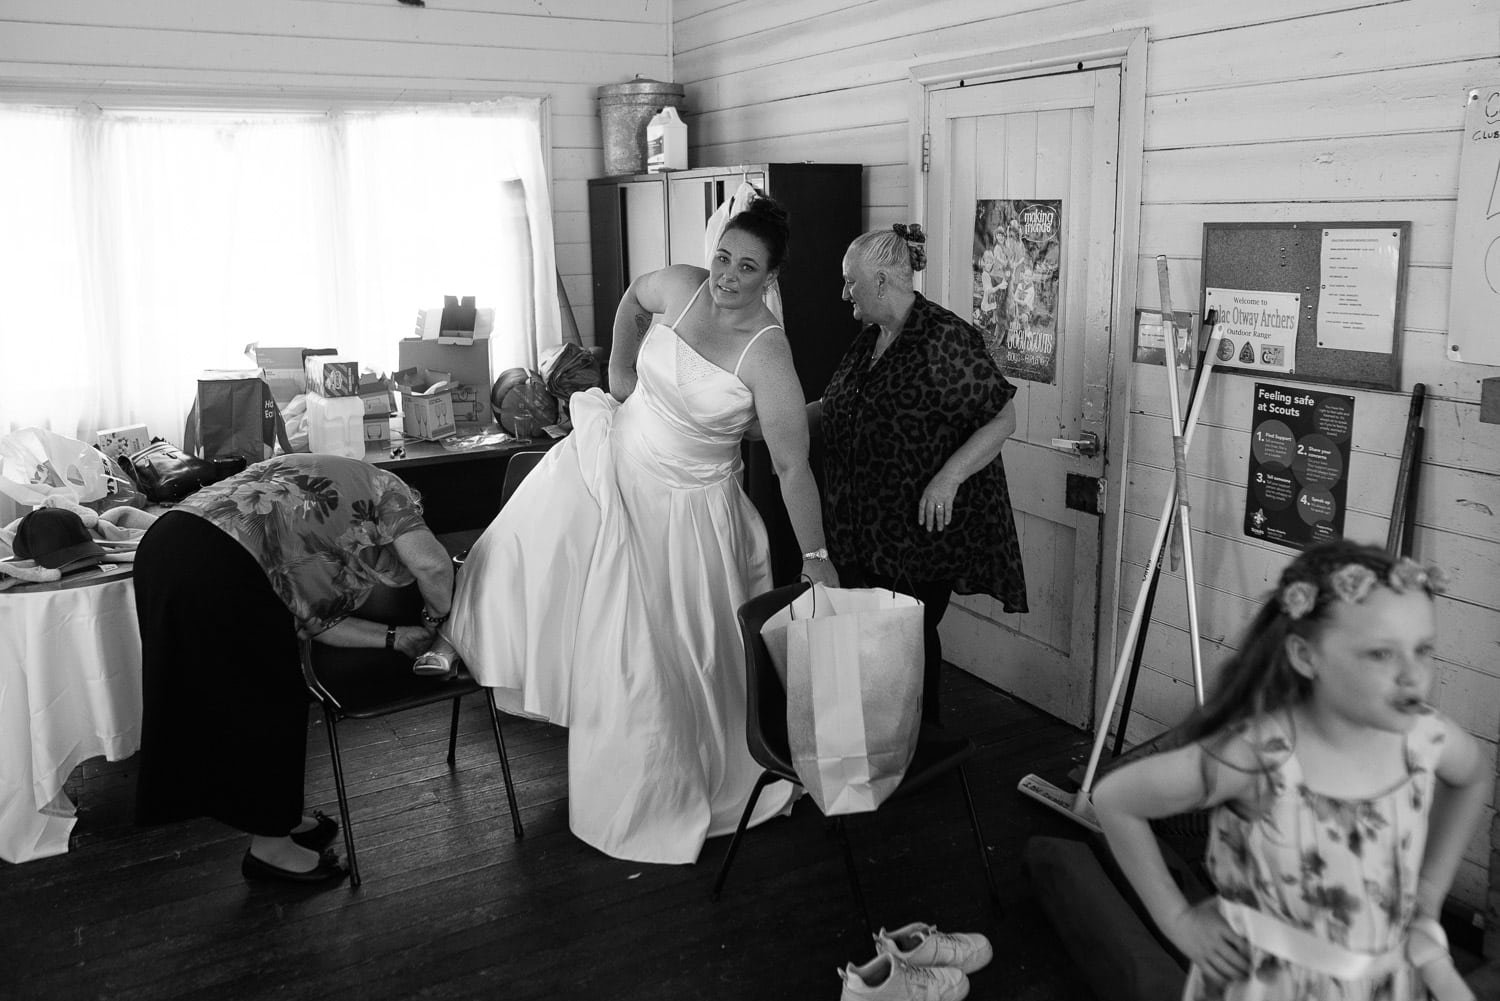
[801,548,829,562]
[385,624,398,650]
[421,607,449,628]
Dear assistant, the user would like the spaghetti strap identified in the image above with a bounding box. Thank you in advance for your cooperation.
[732,324,781,377]
[673,281,708,328]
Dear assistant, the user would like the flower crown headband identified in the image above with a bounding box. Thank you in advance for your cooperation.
[892,222,927,272]
[1279,557,1448,621]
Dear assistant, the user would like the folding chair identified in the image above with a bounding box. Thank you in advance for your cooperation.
[711,581,999,935]
[299,597,524,887]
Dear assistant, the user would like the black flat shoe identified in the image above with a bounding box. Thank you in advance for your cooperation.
[289,810,339,851]
[241,848,347,885]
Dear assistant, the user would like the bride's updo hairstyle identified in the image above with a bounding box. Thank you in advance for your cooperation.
[722,192,791,271]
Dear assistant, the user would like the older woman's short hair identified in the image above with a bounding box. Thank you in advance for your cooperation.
[847,229,920,291]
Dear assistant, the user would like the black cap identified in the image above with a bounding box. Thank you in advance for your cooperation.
[13,508,106,573]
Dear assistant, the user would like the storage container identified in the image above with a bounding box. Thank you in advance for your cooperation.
[305,393,365,458]
[646,106,687,172]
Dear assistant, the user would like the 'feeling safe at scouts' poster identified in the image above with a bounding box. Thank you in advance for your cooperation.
[1244,382,1356,550]
[972,199,1062,384]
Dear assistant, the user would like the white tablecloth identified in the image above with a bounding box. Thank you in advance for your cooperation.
[0,565,142,862]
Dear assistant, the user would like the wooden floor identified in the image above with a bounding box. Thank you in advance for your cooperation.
[3,669,1117,1001]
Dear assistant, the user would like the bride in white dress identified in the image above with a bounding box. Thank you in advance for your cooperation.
[421,196,839,864]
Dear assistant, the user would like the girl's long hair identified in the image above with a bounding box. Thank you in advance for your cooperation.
[1164,538,1410,750]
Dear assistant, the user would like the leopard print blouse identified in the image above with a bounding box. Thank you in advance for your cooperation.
[821,293,1028,611]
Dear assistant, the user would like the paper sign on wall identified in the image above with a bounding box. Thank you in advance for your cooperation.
[1316,228,1400,353]
[1448,85,1500,366]
[1204,288,1300,374]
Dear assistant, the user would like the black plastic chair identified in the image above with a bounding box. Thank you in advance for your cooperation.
[502,448,549,502]
[299,615,524,887]
[711,581,999,935]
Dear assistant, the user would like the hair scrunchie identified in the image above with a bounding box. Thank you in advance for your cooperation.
[892,223,927,272]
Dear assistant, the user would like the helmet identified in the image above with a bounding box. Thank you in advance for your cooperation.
[490,368,557,435]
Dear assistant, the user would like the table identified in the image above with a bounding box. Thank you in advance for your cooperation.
[369,425,560,534]
[0,564,142,863]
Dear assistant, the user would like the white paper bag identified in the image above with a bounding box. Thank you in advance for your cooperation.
[760,584,924,815]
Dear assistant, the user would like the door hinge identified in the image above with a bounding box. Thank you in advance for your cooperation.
[920,132,931,173]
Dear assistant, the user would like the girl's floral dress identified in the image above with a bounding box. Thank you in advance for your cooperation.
[1191,710,1447,1001]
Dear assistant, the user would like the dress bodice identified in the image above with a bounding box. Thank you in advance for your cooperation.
[610,286,772,490]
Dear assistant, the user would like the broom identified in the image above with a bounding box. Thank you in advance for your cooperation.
[1018,258,1221,831]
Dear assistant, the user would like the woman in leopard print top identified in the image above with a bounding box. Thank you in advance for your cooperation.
[810,227,1028,725]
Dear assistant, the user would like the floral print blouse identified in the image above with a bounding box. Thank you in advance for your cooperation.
[1192,710,1447,1000]
[178,453,428,634]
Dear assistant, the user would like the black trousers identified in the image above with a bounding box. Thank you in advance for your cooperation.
[134,511,305,837]
[833,564,953,725]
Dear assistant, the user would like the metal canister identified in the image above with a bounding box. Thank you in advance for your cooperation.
[597,78,686,176]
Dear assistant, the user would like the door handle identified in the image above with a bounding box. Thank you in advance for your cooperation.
[1048,430,1100,457]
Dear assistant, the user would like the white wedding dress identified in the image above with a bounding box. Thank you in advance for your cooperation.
[446,284,796,864]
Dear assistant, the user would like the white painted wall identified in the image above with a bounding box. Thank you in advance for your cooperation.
[0,0,674,347]
[675,0,1500,916]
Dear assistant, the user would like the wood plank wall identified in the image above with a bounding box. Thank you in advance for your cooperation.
[0,0,673,350]
[675,0,1500,922]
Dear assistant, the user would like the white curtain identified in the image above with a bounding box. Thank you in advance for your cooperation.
[0,97,558,444]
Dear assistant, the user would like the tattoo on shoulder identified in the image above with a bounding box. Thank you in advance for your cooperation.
[634,311,650,341]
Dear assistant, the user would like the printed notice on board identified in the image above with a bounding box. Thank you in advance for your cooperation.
[1244,383,1355,550]
[1204,288,1299,374]
[1316,228,1400,353]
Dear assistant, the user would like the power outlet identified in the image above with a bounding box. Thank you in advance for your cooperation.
[95,424,150,459]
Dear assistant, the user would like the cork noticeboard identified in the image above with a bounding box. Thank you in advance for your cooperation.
[1200,221,1410,390]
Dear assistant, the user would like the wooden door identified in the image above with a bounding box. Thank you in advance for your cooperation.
[925,70,1121,727]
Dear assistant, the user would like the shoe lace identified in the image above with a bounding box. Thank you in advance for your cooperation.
[918,928,967,966]
[893,957,946,987]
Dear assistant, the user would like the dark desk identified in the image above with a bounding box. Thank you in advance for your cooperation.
[369,425,560,534]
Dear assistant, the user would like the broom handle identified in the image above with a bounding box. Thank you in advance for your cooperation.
[1076,324,1224,803]
[1386,384,1426,556]
[1155,257,1204,703]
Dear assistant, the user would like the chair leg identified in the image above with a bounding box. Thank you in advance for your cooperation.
[956,764,999,907]
[833,817,874,939]
[710,770,774,902]
[446,697,462,766]
[484,696,524,840]
[320,708,360,888]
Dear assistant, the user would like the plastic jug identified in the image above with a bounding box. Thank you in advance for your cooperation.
[305,393,364,459]
[646,106,687,173]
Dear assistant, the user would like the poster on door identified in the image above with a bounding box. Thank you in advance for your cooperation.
[1244,382,1355,550]
[972,199,1062,383]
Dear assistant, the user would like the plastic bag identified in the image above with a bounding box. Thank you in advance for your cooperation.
[0,427,111,507]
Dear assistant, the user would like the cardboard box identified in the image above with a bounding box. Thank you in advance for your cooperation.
[358,371,397,417]
[363,416,392,443]
[451,400,488,423]
[397,337,492,404]
[95,423,150,460]
[395,368,456,441]
[414,306,495,343]
[439,295,477,345]
[253,346,336,411]
[304,355,359,399]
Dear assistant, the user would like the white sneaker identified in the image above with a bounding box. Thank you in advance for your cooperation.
[838,954,969,1001]
[874,922,993,974]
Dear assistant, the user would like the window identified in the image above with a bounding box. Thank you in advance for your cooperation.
[0,97,559,443]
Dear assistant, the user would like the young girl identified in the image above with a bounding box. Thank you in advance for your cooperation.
[1093,539,1486,1000]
